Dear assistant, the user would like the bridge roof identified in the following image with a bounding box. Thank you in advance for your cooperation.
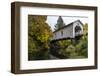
[53,20,83,33]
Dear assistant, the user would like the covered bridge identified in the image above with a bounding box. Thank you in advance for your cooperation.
[52,20,83,40]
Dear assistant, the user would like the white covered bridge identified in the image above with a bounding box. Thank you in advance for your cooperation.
[52,20,83,40]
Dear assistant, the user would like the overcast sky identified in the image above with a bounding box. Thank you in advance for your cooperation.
[46,16,88,31]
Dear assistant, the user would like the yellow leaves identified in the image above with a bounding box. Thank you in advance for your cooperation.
[28,15,53,42]
[37,29,50,43]
[83,23,88,35]
[28,15,53,60]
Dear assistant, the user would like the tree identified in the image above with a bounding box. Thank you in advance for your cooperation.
[54,16,65,30]
[74,23,88,58]
[83,23,88,35]
[28,15,53,60]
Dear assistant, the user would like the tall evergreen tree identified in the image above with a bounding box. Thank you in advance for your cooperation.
[54,16,65,30]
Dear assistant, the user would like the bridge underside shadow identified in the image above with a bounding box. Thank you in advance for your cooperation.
[49,35,83,59]
[50,35,83,43]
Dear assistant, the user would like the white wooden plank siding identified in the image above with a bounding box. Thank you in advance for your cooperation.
[52,20,83,40]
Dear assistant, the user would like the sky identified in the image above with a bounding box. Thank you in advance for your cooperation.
[46,16,88,31]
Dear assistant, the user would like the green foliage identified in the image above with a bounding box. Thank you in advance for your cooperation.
[55,23,88,59]
[28,15,53,60]
[54,16,65,30]
[83,23,88,35]
[58,40,72,48]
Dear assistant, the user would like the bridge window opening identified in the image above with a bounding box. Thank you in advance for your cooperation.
[75,26,82,36]
[61,30,63,36]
